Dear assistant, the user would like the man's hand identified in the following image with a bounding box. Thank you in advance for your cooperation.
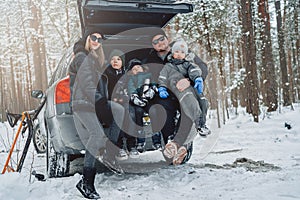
[176,78,190,92]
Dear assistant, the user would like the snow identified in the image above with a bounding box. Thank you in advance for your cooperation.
[0,105,300,200]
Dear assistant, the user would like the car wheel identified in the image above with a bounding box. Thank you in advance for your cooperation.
[46,132,70,178]
[33,124,47,154]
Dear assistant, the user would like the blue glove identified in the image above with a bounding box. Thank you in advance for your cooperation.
[194,77,203,94]
[158,87,169,99]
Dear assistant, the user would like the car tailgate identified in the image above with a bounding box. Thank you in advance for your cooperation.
[77,0,193,35]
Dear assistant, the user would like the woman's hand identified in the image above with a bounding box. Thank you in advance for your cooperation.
[176,78,190,92]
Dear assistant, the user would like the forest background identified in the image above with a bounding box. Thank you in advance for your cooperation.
[0,0,299,125]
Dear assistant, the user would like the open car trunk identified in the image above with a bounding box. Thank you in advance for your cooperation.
[77,0,193,36]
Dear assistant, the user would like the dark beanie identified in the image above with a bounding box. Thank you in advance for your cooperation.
[136,27,167,44]
[149,27,167,41]
[109,49,125,65]
[83,27,105,42]
[127,58,142,70]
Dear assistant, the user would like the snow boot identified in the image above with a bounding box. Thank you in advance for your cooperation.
[172,146,187,165]
[163,141,179,159]
[198,125,211,137]
[76,167,100,199]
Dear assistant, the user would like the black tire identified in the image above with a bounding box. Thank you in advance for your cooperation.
[46,130,70,178]
[33,124,47,154]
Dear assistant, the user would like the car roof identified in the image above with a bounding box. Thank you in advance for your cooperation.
[77,0,193,36]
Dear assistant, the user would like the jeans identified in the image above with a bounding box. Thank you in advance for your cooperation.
[73,101,124,168]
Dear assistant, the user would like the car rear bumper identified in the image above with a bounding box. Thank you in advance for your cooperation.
[47,114,84,154]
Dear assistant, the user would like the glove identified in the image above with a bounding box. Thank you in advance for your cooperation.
[143,88,156,100]
[158,87,169,99]
[151,84,158,93]
[194,77,203,94]
[130,94,147,107]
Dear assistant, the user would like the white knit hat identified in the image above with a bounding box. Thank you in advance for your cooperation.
[172,40,188,54]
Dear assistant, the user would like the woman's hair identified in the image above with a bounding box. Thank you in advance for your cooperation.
[84,34,105,69]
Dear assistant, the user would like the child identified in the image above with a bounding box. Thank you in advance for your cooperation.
[127,58,162,153]
[158,40,205,164]
[103,50,138,160]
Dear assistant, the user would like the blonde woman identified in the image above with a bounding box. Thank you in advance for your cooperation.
[70,31,124,199]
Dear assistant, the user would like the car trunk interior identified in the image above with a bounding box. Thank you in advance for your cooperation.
[77,0,193,36]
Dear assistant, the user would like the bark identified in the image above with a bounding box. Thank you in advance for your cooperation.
[29,0,48,109]
[258,0,278,111]
[240,0,260,122]
[0,67,4,122]
[275,0,290,106]
[19,0,32,110]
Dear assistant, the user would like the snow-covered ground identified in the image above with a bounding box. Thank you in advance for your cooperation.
[0,105,299,200]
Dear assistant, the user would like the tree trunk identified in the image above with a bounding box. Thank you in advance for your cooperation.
[229,40,238,113]
[30,0,42,92]
[218,46,229,123]
[9,58,18,113]
[0,67,4,122]
[287,50,295,103]
[293,0,300,101]
[258,0,278,112]
[19,0,32,110]
[275,0,291,106]
[240,0,260,122]
[65,0,71,47]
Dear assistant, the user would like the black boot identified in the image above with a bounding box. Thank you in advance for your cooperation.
[76,167,100,199]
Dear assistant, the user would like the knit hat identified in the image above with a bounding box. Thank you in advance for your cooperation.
[83,27,105,42]
[127,58,142,70]
[150,27,167,39]
[172,40,188,55]
[109,49,125,65]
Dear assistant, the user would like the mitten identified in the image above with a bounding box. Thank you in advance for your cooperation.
[130,94,147,107]
[158,87,169,99]
[143,88,156,100]
[194,77,203,94]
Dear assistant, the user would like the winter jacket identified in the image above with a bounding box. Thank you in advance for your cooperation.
[158,56,202,89]
[127,72,152,96]
[143,49,170,83]
[145,45,208,82]
[71,48,112,125]
[103,64,127,101]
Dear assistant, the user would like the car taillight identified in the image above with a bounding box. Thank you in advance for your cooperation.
[55,76,71,104]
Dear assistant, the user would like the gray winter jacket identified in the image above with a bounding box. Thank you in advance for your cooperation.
[72,50,113,126]
[158,56,202,89]
[127,72,152,96]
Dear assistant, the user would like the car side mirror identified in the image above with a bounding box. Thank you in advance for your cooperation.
[31,90,44,99]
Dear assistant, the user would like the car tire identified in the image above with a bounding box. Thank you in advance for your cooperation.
[32,124,47,154]
[46,131,70,178]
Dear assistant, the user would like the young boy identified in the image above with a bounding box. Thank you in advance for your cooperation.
[103,50,138,160]
[127,58,162,153]
[158,40,207,164]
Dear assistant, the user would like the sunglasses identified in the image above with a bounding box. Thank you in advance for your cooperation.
[90,34,104,44]
[152,36,166,45]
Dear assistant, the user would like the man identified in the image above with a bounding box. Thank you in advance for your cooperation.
[145,29,211,137]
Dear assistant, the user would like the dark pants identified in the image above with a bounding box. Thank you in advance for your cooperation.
[150,94,193,146]
[128,102,162,146]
